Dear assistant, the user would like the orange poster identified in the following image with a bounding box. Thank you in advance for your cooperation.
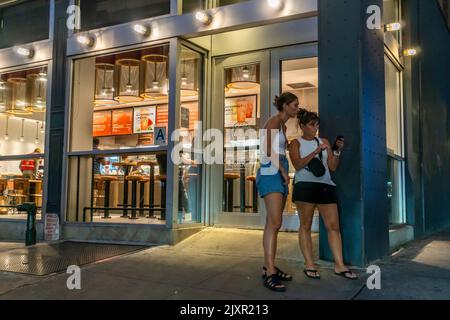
[156,105,168,129]
[112,108,133,135]
[93,110,112,137]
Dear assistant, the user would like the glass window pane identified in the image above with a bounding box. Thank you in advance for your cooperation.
[177,47,203,224]
[0,0,50,49]
[70,44,170,152]
[384,56,402,156]
[182,0,205,13]
[222,63,260,215]
[217,0,251,6]
[79,0,170,32]
[66,152,167,223]
[0,158,44,220]
[383,0,401,42]
[387,156,405,224]
[281,57,318,214]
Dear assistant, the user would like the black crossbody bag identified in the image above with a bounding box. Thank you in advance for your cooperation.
[306,137,326,177]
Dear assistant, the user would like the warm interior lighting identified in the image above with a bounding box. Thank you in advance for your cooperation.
[134,24,150,36]
[267,0,283,10]
[16,47,34,58]
[77,34,95,47]
[403,48,417,56]
[385,22,401,32]
[20,119,25,142]
[195,11,212,25]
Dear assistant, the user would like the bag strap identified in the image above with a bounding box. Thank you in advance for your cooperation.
[314,137,323,161]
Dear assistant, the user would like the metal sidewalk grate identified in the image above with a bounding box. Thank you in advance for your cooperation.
[0,242,148,276]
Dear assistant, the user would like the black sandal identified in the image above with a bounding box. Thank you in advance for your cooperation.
[263,274,286,292]
[303,268,321,279]
[335,270,358,280]
[262,266,293,281]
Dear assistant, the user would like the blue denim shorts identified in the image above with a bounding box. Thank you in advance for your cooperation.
[256,156,289,198]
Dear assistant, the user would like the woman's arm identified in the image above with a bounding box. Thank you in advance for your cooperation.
[289,139,324,171]
[263,117,289,184]
[322,138,340,172]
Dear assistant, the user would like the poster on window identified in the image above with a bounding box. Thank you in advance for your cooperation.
[224,95,257,128]
[112,108,133,135]
[134,106,156,134]
[93,110,112,137]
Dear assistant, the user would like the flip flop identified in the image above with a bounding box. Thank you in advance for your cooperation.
[303,268,321,279]
[335,270,358,280]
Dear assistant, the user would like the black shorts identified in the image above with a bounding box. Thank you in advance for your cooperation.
[292,182,338,204]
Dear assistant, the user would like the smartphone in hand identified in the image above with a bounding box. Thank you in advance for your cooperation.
[332,136,344,151]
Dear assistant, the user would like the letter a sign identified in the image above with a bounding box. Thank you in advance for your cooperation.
[155,127,167,145]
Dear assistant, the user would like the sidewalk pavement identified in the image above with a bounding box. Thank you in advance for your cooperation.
[0,227,449,300]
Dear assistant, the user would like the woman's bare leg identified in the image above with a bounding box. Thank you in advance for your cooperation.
[263,193,285,276]
[317,203,357,278]
[296,201,317,271]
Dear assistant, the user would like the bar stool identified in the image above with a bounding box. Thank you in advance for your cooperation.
[137,160,157,218]
[246,175,258,212]
[99,176,118,219]
[113,162,137,218]
[138,177,149,217]
[156,174,167,220]
[125,175,142,219]
[223,173,239,212]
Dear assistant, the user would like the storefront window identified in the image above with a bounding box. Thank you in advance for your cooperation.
[0,0,50,49]
[385,55,405,224]
[0,66,48,219]
[177,46,203,224]
[182,0,206,13]
[281,57,318,214]
[78,0,170,32]
[222,63,260,214]
[67,44,170,224]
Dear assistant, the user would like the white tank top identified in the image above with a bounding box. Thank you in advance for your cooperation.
[294,137,336,186]
[260,124,287,164]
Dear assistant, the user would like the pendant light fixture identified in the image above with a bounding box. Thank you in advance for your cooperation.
[180,48,200,97]
[40,121,45,134]
[35,121,40,144]
[20,119,25,142]
[226,64,260,91]
[3,116,9,140]
[114,57,142,103]
[94,61,116,105]
[26,72,47,112]
[141,46,168,100]
[6,76,32,115]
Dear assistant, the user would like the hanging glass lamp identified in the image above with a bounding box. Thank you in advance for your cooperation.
[114,58,143,103]
[26,73,47,112]
[6,77,32,115]
[180,54,199,97]
[141,54,168,100]
[226,64,260,90]
[0,76,9,113]
[94,63,116,105]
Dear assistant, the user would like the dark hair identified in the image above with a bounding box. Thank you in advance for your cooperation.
[297,108,320,126]
[273,92,298,111]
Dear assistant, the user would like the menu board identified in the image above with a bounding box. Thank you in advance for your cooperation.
[133,106,156,134]
[112,108,133,135]
[93,110,112,137]
[225,95,257,128]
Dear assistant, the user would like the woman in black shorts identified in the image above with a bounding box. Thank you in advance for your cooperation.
[288,108,358,280]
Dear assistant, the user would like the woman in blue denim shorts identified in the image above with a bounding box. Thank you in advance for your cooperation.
[257,92,299,292]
